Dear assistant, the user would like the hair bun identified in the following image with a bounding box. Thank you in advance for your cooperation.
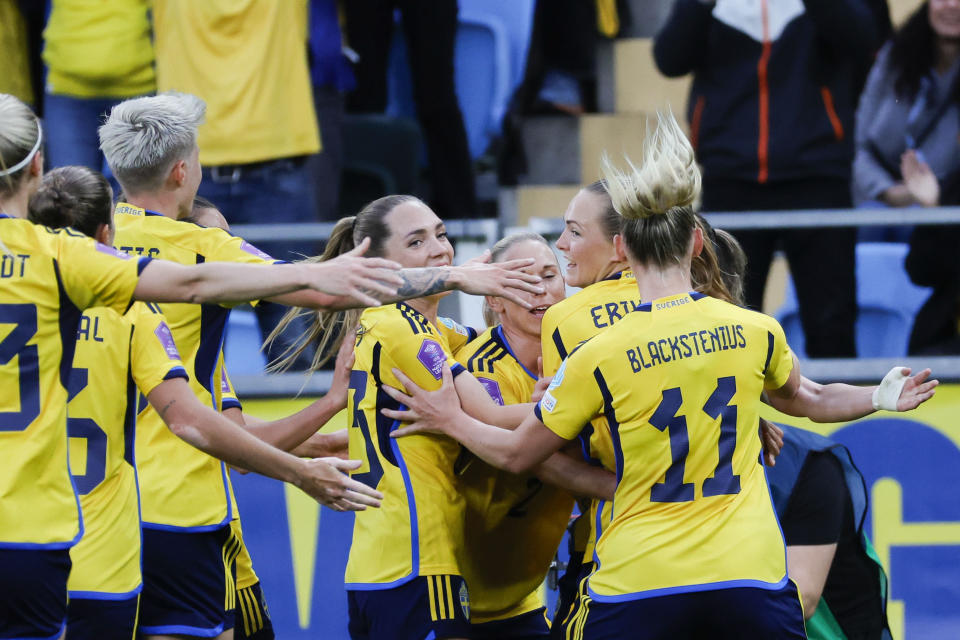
[599,110,701,220]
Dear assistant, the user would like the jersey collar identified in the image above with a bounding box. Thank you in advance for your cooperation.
[494,325,538,381]
[638,291,708,312]
[115,202,165,217]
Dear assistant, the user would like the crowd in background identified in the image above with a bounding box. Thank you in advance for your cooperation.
[1,0,959,357]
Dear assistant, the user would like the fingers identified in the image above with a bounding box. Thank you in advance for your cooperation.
[381,407,420,421]
[340,485,383,507]
[441,362,454,385]
[362,257,404,272]
[389,368,421,395]
[537,356,543,378]
[323,457,362,471]
[910,368,931,384]
[499,289,535,309]
[345,237,371,256]
[390,425,426,438]
[381,383,415,405]
[498,257,536,271]
[505,276,546,293]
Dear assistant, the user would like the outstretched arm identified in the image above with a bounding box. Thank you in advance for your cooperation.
[148,377,382,511]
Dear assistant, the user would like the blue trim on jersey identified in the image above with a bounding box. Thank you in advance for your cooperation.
[593,369,622,484]
[162,366,189,381]
[450,362,466,378]
[763,331,775,376]
[0,213,12,219]
[4,619,67,640]
[494,326,537,381]
[68,584,143,600]
[586,573,790,603]
[533,403,544,423]
[136,256,153,275]
[140,521,230,534]
[221,398,242,411]
[592,499,605,569]
[761,449,791,584]
[139,622,226,637]
[601,270,625,283]
[690,291,707,301]
[425,631,437,640]
[143,209,165,218]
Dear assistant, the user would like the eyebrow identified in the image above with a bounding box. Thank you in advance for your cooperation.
[404,223,445,240]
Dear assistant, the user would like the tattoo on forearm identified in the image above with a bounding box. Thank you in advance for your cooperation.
[394,268,451,299]
[158,399,176,419]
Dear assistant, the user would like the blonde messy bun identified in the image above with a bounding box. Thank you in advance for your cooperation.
[600,109,700,220]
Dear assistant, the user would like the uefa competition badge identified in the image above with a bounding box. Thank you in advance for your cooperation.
[417,339,447,380]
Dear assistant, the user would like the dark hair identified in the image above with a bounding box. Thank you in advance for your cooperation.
[583,180,621,241]
[28,166,113,238]
[889,3,957,100]
[268,194,422,371]
[694,214,742,305]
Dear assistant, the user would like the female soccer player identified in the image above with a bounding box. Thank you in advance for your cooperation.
[278,195,614,640]
[0,93,404,640]
[381,112,938,639]
[456,232,574,639]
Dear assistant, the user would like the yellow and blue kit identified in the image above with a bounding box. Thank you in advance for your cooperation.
[66,302,188,638]
[114,202,278,531]
[436,315,477,358]
[0,215,146,639]
[457,326,574,637]
[537,292,805,637]
[345,302,472,640]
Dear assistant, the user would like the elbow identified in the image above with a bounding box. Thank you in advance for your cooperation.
[801,590,819,619]
[502,451,535,475]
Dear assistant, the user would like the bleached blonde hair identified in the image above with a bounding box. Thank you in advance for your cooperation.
[0,94,43,255]
[99,92,206,194]
[599,110,702,269]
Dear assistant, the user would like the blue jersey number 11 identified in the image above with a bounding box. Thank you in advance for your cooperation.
[649,376,740,503]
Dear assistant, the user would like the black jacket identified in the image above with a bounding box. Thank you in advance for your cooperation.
[654,0,886,185]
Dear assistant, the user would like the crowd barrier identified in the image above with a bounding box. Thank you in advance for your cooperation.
[227,208,960,639]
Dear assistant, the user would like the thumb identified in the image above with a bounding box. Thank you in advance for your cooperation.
[442,362,454,385]
[537,356,543,378]
[344,237,371,257]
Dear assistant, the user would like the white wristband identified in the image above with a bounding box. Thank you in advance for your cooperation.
[872,367,908,411]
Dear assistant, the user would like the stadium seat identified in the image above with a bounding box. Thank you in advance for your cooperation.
[224,309,268,376]
[387,2,534,158]
[774,243,932,357]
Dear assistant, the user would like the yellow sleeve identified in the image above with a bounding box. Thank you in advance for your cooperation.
[539,308,565,377]
[128,304,189,396]
[384,331,466,392]
[534,350,603,441]
[763,319,795,391]
[219,359,242,411]
[56,230,144,314]
[201,227,278,266]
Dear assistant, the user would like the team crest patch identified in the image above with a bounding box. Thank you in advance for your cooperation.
[477,377,504,406]
[417,339,447,380]
[459,581,470,620]
[240,240,274,261]
[96,243,131,260]
[154,322,181,360]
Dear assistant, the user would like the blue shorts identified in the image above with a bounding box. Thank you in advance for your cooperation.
[348,575,471,640]
[472,608,550,639]
[66,594,139,640]
[235,581,274,640]
[139,526,240,638]
[568,580,806,640]
[552,560,594,640]
[0,548,70,640]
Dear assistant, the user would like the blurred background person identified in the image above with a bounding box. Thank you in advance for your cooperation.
[42,0,155,175]
[151,0,322,369]
[653,0,888,358]
[343,0,478,219]
[853,0,960,241]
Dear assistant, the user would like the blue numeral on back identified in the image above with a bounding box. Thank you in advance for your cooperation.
[649,387,695,503]
[0,303,41,431]
[349,370,384,489]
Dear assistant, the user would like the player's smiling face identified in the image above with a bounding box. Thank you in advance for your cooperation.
[556,189,618,288]
[489,239,565,338]
[381,201,454,269]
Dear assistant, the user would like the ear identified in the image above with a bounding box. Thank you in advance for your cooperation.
[486,294,505,315]
[691,226,704,258]
[170,159,187,187]
[29,151,43,177]
[612,234,627,261]
[94,222,112,245]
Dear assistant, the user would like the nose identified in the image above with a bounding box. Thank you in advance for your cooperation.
[556,230,569,251]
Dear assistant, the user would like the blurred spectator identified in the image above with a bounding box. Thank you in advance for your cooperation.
[853,0,960,241]
[151,0,320,369]
[343,0,478,218]
[768,424,890,640]
[309,0,356,221]
[0,0,35,107]
[42,0,155,171]
[902,154,960,355]
[654,0,887,358]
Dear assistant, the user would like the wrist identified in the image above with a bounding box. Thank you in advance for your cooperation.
[446,265,465,292]
[288,455,310,487]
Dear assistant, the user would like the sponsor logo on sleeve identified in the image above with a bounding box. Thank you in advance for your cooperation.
[438,316,469,336]
[96,243,131,260]
[221,370,231,393]
[548,359,567,391]
[477,377,505,406]
[240,240,274,261]
[541,390,558,413]
[417,339,447,380]
[154,322,181,360]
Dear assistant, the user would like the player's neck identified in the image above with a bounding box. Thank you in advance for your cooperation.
[631,262,693,302]
[406,297,439,327]
[597,260,630,282]
[499,322,540,375]
[122,192,182,220]
[0,190,29,219]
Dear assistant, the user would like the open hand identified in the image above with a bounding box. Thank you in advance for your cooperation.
[381,364,463,437]
[298,457,383,511]
[901,150,940,207]
[759,419,783,467]
[454,251,544,309]
[310,237,405,306]
[895,367,938,411]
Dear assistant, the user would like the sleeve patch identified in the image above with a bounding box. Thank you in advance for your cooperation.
[417,339,447,380]
[221,371,232,394]
[154,322,181,360]
[540,390,558,413]
[96,243,131,260]
[477,377,505,406]
[438,316,469,336]
[240,240,274,261]
[548,359,567,391]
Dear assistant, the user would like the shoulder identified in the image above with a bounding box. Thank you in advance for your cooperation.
[542,285,595,329]
[457,326,511,375]
[456,326,497,364]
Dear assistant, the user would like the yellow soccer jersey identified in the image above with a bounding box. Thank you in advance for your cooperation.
[539,271,642,555]
[0,215,144,547]
[344,303,468,586]
[456,326,574,623]
[114,203,278,530]
[67,302,187,596]
[537,292,795,600]
[436,315,478,358]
